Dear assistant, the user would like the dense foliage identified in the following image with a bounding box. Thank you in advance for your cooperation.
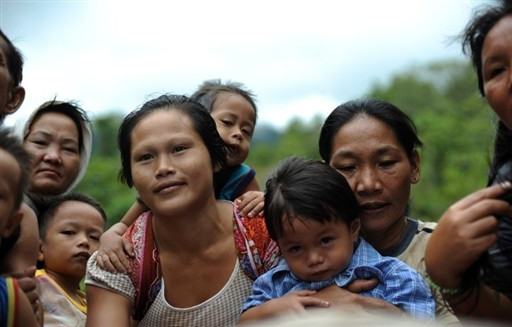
[75,59,495,227]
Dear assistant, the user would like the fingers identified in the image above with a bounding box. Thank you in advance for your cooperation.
[237,191,265,217]
[345,278,379,293]
[451,182,512,212]
[122,238,135,258]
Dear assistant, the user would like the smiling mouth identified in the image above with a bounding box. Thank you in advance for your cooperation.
[154,182,183,194]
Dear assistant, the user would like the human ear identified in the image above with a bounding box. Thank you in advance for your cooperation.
[410,149,421,184]
[4,86,25,116]
[350,218,361,241]
[0,210,22,238]
[37,239,45,263]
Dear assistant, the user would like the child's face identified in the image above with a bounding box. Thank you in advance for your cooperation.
[482,15,512,130]
[278,216,360,282]
[210,92,255,167]
[24,112,81,195]
[38,200,104,281]
[0,149,23,238]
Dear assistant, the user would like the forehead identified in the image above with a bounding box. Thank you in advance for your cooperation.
[338,115,398,141]
[51,201,104,226]
[132,109,198,138]
[213,93,255,117]
[29,112,78,133]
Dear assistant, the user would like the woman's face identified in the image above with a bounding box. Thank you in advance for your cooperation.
[130,109,216,216]
[24,112,81,195]
[327,115,420,234]
[482,15,512,130]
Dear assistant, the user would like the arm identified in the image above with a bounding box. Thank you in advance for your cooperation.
[97,201,146,273]
[85,284,133,327]
[15,280,39,327]
[238,290,329,324]
[425,182,512,321]
[8,266,42,325]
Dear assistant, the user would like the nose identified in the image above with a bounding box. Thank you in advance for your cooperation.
[231,126,243,142]
[42,146,62,165]
[306,250,324,267]
[155,155,175,177]
[355,166,382,195]
[77,233,90,248]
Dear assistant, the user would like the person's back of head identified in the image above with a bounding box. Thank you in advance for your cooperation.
[263,156,359,241]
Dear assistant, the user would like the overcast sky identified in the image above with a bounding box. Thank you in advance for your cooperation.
[1,0,488,129]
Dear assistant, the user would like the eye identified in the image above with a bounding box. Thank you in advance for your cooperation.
[61,230,75,236]
[137,153,153,162]
[90,234,100,242]
[221,120,233,127]
[288,245,302,254]
[320,237,333,246]
[490,67,505,79]
[63,146,79,154]
[379,160,397,168]
[334,164,355,173]
[242,128,253,137]
[30,139,48,147]
[172,145,188,153]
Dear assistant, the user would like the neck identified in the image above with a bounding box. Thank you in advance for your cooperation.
[152,198,232,257]
[361,217,408,253]
[44,268,81,300]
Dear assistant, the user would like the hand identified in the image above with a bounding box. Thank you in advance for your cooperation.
[97,223,133,274]
[425,182,512,289]
[240,290,330,322]
[237,191,264,217]
[315,282,402,315]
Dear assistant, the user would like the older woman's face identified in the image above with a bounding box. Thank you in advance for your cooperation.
[482,15,512,130]
[327,115,420,234]
[24,112,81,195]
[130,109,216,217]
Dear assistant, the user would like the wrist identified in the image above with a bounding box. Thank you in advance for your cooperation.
[110,222,129,235]
[424,272,461,295]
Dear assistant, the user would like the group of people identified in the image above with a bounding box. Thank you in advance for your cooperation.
[1,0,512,325]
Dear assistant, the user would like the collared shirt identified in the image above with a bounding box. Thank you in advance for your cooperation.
[242,238,435,320]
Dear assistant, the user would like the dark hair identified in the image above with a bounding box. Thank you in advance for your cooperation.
[0,127,31,209]
[461,0,512,97]
[0,28,24,87]
[118,93,227,187]
[264,156,360,241]
[191,79,258,125]
[38,192,106,239]
[319,98,423,163]
[27,100,90,155]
